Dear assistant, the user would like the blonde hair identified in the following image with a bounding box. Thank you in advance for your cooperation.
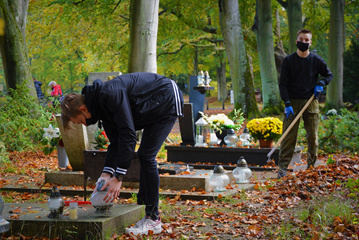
[60,93,85,129]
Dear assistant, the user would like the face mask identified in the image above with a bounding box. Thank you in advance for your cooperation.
[296,41,310,52]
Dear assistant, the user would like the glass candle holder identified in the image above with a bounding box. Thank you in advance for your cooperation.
[195,117,208,147]
[90,179,113,216]
[69,202,78,220]
[209,165,230,192]
[224,129,239,147]
[47,185,65,219]
[208,129,218,147]
[232,156,252,183]
[239,127,251,147]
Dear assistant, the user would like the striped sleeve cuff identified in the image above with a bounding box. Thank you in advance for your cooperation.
[103,167,115,176]
[115,167,127,175]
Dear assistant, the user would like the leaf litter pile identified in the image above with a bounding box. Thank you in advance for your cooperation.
[1,151,359,239]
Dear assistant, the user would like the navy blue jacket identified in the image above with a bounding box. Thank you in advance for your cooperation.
[82,72,183,176]
[34,80,44,99]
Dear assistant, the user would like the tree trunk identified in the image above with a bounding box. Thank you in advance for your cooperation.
[128,0,159,73]
[252,0,281,113]
[274,9,287,83]
[0,0,35,97]
[218,0,261,119]
[216,50,227,101]
[287,0,302,53]
[326,0,344,109]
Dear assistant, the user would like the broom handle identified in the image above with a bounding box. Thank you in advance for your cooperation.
[267,94,315,160]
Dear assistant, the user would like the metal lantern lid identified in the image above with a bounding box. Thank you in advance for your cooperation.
[195,117,208,126]
[213,165,225,174]
[243,127,249,133]
[237,156,248,167]
[227,129,235,135]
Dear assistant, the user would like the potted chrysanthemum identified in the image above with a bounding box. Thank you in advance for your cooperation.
[246,117,283,148]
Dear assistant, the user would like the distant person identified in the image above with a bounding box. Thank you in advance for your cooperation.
[278,29,333,178]
[49,81,63,97]
[33,77,44,100]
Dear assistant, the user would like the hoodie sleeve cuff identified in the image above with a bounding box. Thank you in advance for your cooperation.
[318,80,325,86]
[103,167,115,176]
[115,167,127,176]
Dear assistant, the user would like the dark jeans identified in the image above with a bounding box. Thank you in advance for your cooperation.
[136,115,177,219]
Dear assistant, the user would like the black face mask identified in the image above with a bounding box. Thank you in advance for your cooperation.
[296,41,310,52]
[85,117,98,126]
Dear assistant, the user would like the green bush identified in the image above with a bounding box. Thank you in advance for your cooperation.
[0,83,60,152]
[297,108,359,154]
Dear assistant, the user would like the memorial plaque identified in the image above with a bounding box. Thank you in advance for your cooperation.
[179,103,195,146]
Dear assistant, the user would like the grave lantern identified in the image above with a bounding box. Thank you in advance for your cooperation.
[47,185,65,219]
[208,129,218,147]
[204,71,211,87]
[195,117,208,147]
[209,165,230,192]
[224,129,239,147]
[239,127,251,147]
[197,70,205,86]
[232,156,252,183]
[0,194,10,233]
[90,179,113,216]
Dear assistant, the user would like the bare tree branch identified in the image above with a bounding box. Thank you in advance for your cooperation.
[111,0,122,14]
[158,44,186,57]
[73,0,86,5]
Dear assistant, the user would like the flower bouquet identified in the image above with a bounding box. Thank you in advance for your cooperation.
[93,129,109,151]
[41,124,63,155]
[246,117,283,142]
[200,109,245,132]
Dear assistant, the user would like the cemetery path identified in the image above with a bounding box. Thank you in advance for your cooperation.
[1,150,359,239]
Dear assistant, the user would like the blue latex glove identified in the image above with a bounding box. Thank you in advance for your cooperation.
[285,106,294,119]
[314,85,323,98]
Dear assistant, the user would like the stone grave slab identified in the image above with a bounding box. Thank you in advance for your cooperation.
[2,203,144,240]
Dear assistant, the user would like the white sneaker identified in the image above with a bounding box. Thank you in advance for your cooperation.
[125,216,162,235]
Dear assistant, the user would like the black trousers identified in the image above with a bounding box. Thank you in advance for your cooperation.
[136,115,177,219]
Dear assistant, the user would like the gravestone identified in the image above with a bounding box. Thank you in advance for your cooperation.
[56,115,89,171]
[189,75,206,124]
[87,72,122,149]
[178,103,195,146]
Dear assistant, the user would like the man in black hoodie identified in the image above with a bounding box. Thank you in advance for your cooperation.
[278,29,333,178]
[61,72,183,235]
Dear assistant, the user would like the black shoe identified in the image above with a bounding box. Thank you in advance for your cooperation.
[277,168,287,179]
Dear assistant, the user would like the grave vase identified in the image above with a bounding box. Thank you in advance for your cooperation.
[56,145,69,168]
[215,129,228,147]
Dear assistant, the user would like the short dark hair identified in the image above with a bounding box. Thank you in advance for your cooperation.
[297,29,312,38]
[60,93,85,129]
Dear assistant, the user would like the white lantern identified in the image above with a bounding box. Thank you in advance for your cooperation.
[209,165,230,192]
[204,71,211,87]
[232,156,252,183]
[224,129,239,147]
[239,127,251,147]
[90,179,113,216]
[195,117,208,147]
[208,128,218,147]
[197,70,205,86]
[47,185,65,219]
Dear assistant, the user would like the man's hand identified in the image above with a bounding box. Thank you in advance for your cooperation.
[102,177,122,203]
[314,85,323,98]
[285,106,294,119]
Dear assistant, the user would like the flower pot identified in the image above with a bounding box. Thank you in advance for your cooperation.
[56,145,69,168]
[258,139,273,148]
[215,129,228,147]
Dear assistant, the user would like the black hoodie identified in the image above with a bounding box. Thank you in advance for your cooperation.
[81,72,183,176]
